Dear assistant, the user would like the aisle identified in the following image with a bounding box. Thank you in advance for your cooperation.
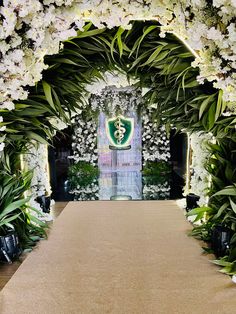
[0,201,235,314]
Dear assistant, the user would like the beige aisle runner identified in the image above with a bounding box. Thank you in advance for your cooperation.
[0,201,236,314]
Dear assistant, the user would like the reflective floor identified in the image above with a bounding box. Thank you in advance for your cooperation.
[70,170,183,201]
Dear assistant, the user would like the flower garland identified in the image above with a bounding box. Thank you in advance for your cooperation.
[189,132,212,206]
[0,1,235,111]
[85,70,138,96]
[0,1,236,151]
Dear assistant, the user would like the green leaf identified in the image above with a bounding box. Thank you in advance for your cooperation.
[230,198,236,214]
[208,102,216,130]
[199,94,215,119]
[25,131,48,144]
[213,202,229,219]
[0,213,22,227]
[187,206,212,217]
[42,81,56,110]
[212,259,232,267]
[141,45,163,66]
[117,27,125,58]
[0,197,30,219]
[213,186,236,197]
[215,89,223,121]
[76,28,106,39]
[129,25,159,57]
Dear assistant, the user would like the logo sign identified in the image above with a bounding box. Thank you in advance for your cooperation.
[106,115,134,149]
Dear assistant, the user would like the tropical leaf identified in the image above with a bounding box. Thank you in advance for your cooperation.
[212,186,236,197]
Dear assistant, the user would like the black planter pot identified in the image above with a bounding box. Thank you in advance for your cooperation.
[0,232,22,264]
[35,195,51,213]
[186,193,200,211]
[211,225,232,258]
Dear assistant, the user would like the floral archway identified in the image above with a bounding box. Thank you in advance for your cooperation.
[0,1,236,273]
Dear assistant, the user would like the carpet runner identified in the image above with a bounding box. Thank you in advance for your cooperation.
[1,201,235,313]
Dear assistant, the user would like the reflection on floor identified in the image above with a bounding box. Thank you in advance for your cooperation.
[53,171,184,202]
[99,171,142,200]
[71,170,179,201]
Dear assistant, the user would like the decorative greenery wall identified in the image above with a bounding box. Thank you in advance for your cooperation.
[68,161,99,201]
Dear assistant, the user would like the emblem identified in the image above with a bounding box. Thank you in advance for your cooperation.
[106,115,134,150]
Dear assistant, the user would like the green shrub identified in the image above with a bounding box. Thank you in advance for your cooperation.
[68,161,99,189]
[142,161,171,176]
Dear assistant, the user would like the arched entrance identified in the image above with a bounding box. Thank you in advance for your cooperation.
[48,82,186,202]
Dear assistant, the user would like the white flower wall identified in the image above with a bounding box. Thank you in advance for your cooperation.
[71,115,98,165]
[72,181,99,201]
[142,181,170,200]
[142,109,170,165]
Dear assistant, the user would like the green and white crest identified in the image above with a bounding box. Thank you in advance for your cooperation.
[106,115,134,148]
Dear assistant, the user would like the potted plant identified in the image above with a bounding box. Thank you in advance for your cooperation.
[0,165,47,263]
[186,193,200,212]
[35,194,51,213]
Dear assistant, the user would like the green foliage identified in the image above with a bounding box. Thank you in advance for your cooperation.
[68,161,99,189]
[0,153,47,248]
[212,256,236,275]
[188,137,236,272]
[142,161,171,176]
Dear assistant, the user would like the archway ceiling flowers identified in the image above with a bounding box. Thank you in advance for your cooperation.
[0,1,235,150]
[1,0,236,109]
[1,20,235,152]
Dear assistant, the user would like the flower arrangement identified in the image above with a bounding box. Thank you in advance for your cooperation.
[89,86,143,117]
[23,143,53,220]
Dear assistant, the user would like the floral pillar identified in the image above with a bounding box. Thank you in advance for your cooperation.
[23,143,51,197]
[189,132,212,206]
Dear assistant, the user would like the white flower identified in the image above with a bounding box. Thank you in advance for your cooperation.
[232,275,236,284]
[0,142,5,151]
